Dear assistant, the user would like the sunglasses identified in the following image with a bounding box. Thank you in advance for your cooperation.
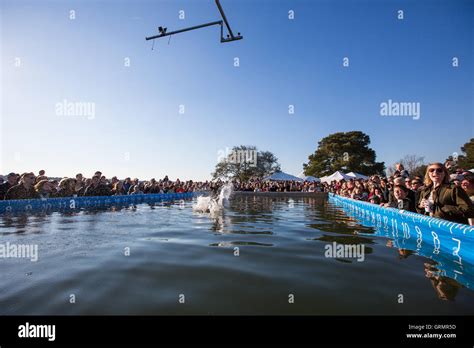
[428,168,443,174]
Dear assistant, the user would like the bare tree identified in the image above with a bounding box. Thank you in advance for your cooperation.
[399,155,425,174]
[387,155,425,177]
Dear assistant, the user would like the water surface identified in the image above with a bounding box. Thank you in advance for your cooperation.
[1,196,473,315]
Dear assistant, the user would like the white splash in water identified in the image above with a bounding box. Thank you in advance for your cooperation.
[193,183,233,216]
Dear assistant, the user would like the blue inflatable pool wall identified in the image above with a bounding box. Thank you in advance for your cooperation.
[329,194,474,288]
[0,192,197,214]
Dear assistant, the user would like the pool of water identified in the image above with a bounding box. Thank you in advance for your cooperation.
[1,196,473,315]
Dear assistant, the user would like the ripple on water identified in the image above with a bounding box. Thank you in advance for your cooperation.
[1,196,474,315]
[209,241,274,247]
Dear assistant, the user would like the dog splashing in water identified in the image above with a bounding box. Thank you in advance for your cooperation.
[193,183,233,216]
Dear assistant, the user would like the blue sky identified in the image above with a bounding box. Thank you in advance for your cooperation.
[1,0,473,180]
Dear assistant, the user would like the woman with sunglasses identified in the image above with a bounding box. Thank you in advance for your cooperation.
[417,163,474,225]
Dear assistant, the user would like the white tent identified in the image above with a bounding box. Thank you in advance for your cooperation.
[264,171,303,182]
[320,171,351,183]
[346,172,369,180]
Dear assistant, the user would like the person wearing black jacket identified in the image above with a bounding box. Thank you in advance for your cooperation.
[387,177,415,207]
[392,184,416,212]
[0,173,18,200]
[410,178,424,210]
[417,163,473,224]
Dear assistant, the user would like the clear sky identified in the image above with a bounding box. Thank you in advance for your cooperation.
[1,0,473,180]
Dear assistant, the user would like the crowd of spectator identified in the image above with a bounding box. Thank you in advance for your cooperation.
[1,162,473,225]
[231,162,474,225]
[0,170,215,201]
[326,163,474,225]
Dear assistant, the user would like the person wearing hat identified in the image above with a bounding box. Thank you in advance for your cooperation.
[0,173,19,200]
[4,172,38,200]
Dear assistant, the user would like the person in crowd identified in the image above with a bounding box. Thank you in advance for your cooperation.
[372,187,384,203]
[417,163,474,224]
[378,179,390,203]
[410,178,423,191]
[49,180,59,195]
[387,177,415,206]
[77,178,91,196]
[5,172,38,200]
[75,176,84,195]
[461,174,474,202]
[123,178,132,194]
[449,172,463,187]
[56,178,77,197]
[84,175,111,196]
[144,178,156,194]
[444,160,456,174]
[167,182,176,193]
[128,178,139,194]
[351,187,361,200]
[110,176,119,188]
[404,177,412,188]
[0,173,19,200]
[396,163,409,178]
[99,176,108,186]
[39,170,45,176]
[389,184,415,212]
[148,181,160,194]
[34,179,53,199]
[130,184,143,195]
[369,195,381,205]
[34,175,47,184]
[111,181,125,195]
[367,186,376,199]
[410,177,423,209]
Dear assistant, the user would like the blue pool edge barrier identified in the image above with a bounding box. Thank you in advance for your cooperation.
[0,192,201,214]
[328,193,474,287]
[328,193,474,237]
